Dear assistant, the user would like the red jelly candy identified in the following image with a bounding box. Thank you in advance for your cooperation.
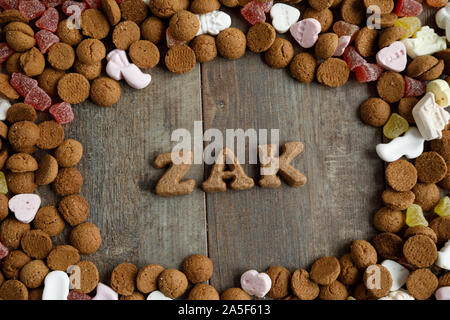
[42,0,63,7]
[404,75,426,97]
[0,241,8,260]
[354,63,383,82]
[0,0,18,10]
[68,291,92,300]
[25,86,52,111]
[35,29,59,53]
[18,0,45,20]
[62,0,86,16]
[333,20,359,42]
[35,7,59,32]
[49,102,74,124]
[241,0,266,25]
[0,42,14,64]
[395,0,423,17]
[257,0,273,13]
[343,46,367,71]
[83,0,99,8]
[10,72,38,97]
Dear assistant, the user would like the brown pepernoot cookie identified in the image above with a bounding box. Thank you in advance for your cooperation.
[153,151,195,196]
[0,9,28,25]
[1,250,30,279]
[74,60,102,80]
[308,0,333,10]
[0,74,19,100]
[398,97,418,124]
[403,235,438,268]
[364,0,394,14]
[19,47,45,77]
[4,22,34,52]
[303,8,333,32]
[350,240,377,270]
[258,143,307,188]
[36,154,58,186]
[372,232,403,260]
[38,68,65,97]
[90,77,121,107]
[266,266,290,299]
[316,57,349,87]
[290,52,317,83]
[404,226,438,243]
[380,12,398,28]
[136,264,165,294]
[355,27,378,57]
[58,195,89,227]
[188,283,220,300]
[190,0,220,13]
[47,43,75,71]
[169,10,199,42]
[54,139,83,168]
[33,206,65,237]
[315,33,338,60]
[202,148,254,192]
[28,286,43,300]
[0,218,30,250]
[76,39,106,65]
[6,172,36,194]
[6,153,37,173]
[412,183,440,212]
[359,97,391,127]
[7,121,39,153]
[310,256,341,285]
[101,0,121,26]
[53,167,83,196]
[264,38,294,69]
[338,253,360,285]
[141,16,165,44]
[216,28,247,60]
[120,0,148,24]
[6,103,36,123]
[406,268,438,300]
[0,121,7,139]
[431,130,450,161]
[57,73,90,105]
[439,160,450,189]
[319,280,348,300]
[149,0,185,18]
[382,188,415,210]
[221,287,252,300]
[378,26,406,48]
[46,245,80,271]
[19,260,48,289]
[373,207,405,233]
[21,230,52,259]
[385,159,417,192]
[80,9,110,39]
[429,217,450,244]
[129,40,160,69]
[436,49,450,75]
[57,19,83,46]
[407,55,444,81]
[120,292,145,300]
[112,21,140,50]
[74,260,99,294]
[191,35,217,63]
[70,222,101,254]
[165,45,197,74]
[158,268,189,299]
[182,254,213,284]
[246,22,276,53]
[36,121,64,150]
[439,272,450,288]
[0,280,28,300]
[415,152,447,184]
[5,53,23,74]
[220,0,239,6]
[363,264,392,298]
[0,194,8,222]
[340,0,364,25]
[290,269,319,300]
[376,71,405,103]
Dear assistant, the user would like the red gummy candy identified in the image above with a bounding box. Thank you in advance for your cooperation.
[395,0,423,17]
[25,86,52,111]
[50,102,74,124]
[35,29,59,53]
[0,42,14,64]
[333,20,359,42]
[404,75,426,97]
[83,0,99,8]
[18,0,45,20]
[257,0,273,13]
[0,0,18,10]
[42,0,63,7]
[0,241,8,260]
[62,0,86,16]
[241,0,266,25]
[35,7,59,32]
[68,291,92,300]
[343,46,366,71]
[354,63,383,82]
[10,72,38,97]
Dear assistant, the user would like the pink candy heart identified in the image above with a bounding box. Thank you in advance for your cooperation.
[8,194,41,223]
[334,36,351,57]
[240,269,272,298]
[290,18,321,49]
[435,286,450,300]
[376,41,407,72]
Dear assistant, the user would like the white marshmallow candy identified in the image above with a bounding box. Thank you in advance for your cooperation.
[0,98,11,121]
[412,92,450,141]
[270,3,300,34]
[147,290,173,300]
[42,271,70,300]
[376,127,424,162]
[401,26,447,59]
[378,289,415,300]
[436,240,450,271]
[196,11,231,36]
[436,3,450,41]
[381,260,410,291]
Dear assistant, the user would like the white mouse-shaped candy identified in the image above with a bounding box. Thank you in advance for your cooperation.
[92,283,119,300]
[436,240,450,271]
[381,260,409,291]
[412,92,450,141]
[436,3,450,41]
[376,127,424,162]
[0,98,11,121]
[147,290,173,300]
[270,3,300,34]
[42,271,70,300]
[196,10,231,36]
[378,289,415,300]
[401,26,447,59]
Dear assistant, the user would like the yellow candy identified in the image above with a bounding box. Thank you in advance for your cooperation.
[0,172,7,194]
[383,113,409,139]
[406,204,428,227]
[434,196,450,217]
[394,17,421,39]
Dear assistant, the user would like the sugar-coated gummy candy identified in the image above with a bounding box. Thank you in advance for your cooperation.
[62,0,86,15]
[427,0,448,7]
[394,17,421,39]
[18,0,46,20]
[67,290,92,300]
[0,171,7,194]
[383,113,409,139]
[0,241,8,259]
[10,72,38,97]
[49,102,74,124]
[35,29,59,53]
[0,0,18,10]
[395,0,423,17]
[24,86,52,111]
[0,42,14,64]
[258,0,273,13]
[354,63,383,83]
[343,46,367,71]
[83,0,99,9]
[333,21,359,42]
[35,7,59,32]
[406,204,428,227]
[435,196,450,217]
[42,0,63,7]
[241,0,266,25]
[404,76,426,97]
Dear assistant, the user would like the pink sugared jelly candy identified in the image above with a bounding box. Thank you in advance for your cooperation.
[25,86,51,111]
[241,0,266,25]
[0,42,14,64]
[49,102,74,124]
[35,29,59,53]
[0,0,18,10]
[353,63,383,83]
[83,0,99,8]
[35,7,59,32]
[257,0,273,13]
[10,72,38,97]
[343,46,367,71]
[62,0,86,16]
[395,0,423,17]
[404,76,426,97]
[68,291,92,300]
[0,241,8,260]
[18,0,45,20]
[42,0,63,7]
[333,20,359,42]
[333,35,351,56]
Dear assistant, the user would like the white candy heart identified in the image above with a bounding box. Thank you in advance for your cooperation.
[436,3,450,30]
[426,79,450,107]
[42,271,70,300]
[196,10,231,36]
[412,92,450,141]
[376,127,424,162]
[381,260,409,291]
[270,3,300,34]
[147,290,173,300]
[92,283,119,300]
[401,26,447,59]
[8,194,41,224]
[0,98,11,121]
[240,270,271,298]
[378,289,415,300]
[436,240,450,271]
